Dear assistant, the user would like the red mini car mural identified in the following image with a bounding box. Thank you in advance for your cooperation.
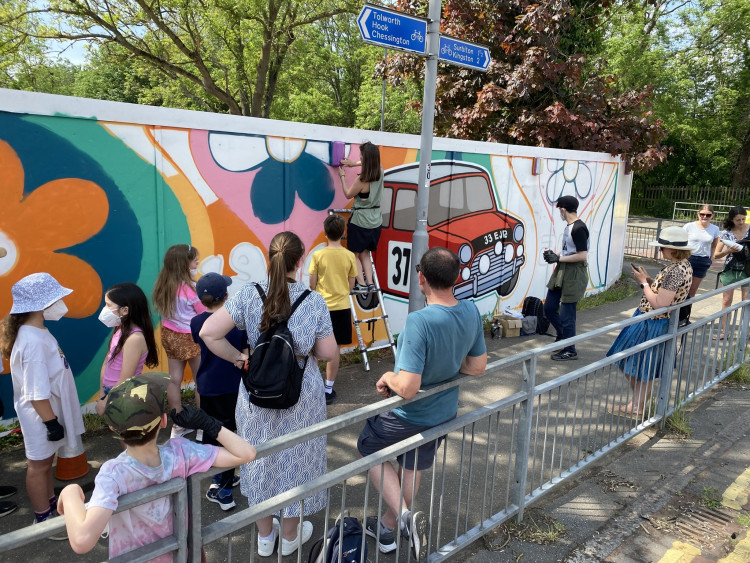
[374,161,526,301]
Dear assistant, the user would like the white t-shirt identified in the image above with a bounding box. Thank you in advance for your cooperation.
[10,325,85,460]
[683,222,719,258]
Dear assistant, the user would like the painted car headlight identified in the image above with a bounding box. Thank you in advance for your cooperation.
[478,254,491,274]
[494,240,503,255]
[513,223,524,243]
[517,244,524,257]
[462,267,471,281]
[459,243,472,264]
[504,244,514,264]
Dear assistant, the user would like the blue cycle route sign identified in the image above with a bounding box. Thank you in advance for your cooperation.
[438,36,491,72]
[357,3,428,55]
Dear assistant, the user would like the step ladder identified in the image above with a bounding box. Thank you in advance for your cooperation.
[329,208,397,371]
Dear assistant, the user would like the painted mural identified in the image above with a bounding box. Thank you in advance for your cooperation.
[0,89,630,417]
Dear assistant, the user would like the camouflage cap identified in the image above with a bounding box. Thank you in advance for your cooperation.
[104,372,169,440]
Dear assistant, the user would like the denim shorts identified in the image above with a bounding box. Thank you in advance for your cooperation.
[357,411,449,471]
[688,255,712,279]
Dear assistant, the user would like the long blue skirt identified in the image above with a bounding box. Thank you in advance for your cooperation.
[606,309,669,382]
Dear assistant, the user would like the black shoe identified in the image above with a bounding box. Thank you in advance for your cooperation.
[352,283,368,294]
[325,389,337,405]
[0,501,17,518]
[0,486,17,499]
[366,284,377,293]
[551,350,577,361]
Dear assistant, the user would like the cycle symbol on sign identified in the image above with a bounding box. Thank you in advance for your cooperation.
[411,30,424,42]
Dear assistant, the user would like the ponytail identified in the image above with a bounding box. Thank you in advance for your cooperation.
[0,313,30,360]
[260,232,304,332]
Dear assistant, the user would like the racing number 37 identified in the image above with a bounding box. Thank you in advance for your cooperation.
[388,241,412,292]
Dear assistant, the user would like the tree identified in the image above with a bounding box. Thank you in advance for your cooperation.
[1,0,358,117]
[379,0,668,172]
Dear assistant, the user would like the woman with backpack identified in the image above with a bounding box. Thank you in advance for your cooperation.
[199,231,337,557]
[714,206,750,340]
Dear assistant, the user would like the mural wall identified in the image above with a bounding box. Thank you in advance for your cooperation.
[0,89,631,416]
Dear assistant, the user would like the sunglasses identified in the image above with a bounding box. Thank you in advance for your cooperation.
[699,213,713,218]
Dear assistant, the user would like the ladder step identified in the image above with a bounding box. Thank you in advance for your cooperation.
[353,315,388,324]
[363,343,394,352]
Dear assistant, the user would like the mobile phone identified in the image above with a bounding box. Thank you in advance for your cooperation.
[630,263,639,271]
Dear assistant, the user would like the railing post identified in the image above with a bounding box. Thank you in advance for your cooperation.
[739,281,750,364]
[653,218,663,259]
[187,474,203,563]
[656,309,679,429]
[512,356,536,523]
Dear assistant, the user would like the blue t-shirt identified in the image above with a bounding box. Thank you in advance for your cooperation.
[191,311,247,396]
[392,300,486,427]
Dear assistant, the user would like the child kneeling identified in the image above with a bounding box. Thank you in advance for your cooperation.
[58,372,256,561]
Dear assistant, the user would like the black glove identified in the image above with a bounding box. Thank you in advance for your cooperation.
[543,249,560,264]
[44,417,65,441]
[170,405,222,443]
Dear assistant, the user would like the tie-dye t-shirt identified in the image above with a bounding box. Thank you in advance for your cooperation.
[87,437,218,562]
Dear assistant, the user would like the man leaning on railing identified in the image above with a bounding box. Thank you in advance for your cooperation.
[355,247,487,560]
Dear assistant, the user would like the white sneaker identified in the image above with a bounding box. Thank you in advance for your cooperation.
[257,518,279,557]
[170,424,194,439]
[281,520,313,556]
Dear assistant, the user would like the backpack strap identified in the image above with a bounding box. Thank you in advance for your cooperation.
[253,283,267,302]
[290,289,311,318]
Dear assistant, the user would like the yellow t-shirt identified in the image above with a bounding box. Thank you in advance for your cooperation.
[309,246,357,310]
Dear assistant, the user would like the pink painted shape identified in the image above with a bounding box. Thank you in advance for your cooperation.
[189,130,354,251]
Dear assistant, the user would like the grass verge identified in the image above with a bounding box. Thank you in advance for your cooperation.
[665,403,692,437]
[578,275,639,311]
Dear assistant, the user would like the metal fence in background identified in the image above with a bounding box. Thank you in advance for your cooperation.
[1,280,748,563]
[629,185,749,217]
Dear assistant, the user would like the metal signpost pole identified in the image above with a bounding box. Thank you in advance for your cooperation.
[408,0,441,312]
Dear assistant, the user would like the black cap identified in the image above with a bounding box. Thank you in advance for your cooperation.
[196,272,232,299]
[556,195,579,213]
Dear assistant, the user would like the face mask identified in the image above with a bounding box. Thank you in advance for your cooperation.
[190,268,199,278]
[43,300,68,321]
[98,306,122,328]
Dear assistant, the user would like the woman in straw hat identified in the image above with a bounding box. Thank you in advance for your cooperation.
[0,272,85,529]
[606,226,694,416]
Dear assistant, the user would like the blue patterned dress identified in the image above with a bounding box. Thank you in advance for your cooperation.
[225,281,332,517]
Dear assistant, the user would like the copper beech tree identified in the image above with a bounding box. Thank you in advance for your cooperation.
[382,0,669,172]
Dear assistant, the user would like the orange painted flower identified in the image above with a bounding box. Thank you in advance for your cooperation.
[0,139,109,319]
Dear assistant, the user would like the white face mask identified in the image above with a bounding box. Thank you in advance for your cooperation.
[98,306,122,328]
[43,300,68,321]
[190,268,199,278]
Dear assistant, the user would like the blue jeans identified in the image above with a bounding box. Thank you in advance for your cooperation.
[544,288,578,353]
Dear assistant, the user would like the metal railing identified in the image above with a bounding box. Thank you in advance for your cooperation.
[1,280,748,562]
[672,201,732,224]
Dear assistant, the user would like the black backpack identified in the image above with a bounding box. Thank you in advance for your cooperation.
[522,296,551,335]
[242,284,311,409]
[307,517,368,563]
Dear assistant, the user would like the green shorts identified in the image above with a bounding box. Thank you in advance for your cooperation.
[719,268,748,287]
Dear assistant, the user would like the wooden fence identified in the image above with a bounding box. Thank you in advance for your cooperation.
[629,185,750,218]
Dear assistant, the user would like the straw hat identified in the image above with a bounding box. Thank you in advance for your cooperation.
[10,273,73,314]
[648,226,696,251]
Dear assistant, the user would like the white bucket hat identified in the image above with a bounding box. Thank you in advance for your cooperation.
[10,273,73,314]
[648,225,696,252]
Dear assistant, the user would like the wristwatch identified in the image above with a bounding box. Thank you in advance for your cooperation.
[641,283,648,290]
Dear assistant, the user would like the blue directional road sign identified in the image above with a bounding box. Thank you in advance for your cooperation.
[438,35,491,72]
[357,4,428,56]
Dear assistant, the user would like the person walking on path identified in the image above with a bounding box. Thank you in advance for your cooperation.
[543,195,590,361]
[338,142,383,293]
[0,273,85,530]
[356,247,487,560]
[199,231,337,558]
[681,205,720,322]
[309,214,357,404]
[714,206,750,340]
[607,226,693,415]
[152,244,207,437]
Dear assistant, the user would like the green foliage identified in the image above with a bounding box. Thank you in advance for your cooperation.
[665,404,692,437]
[701,486,722,509]
[726,362,750,385]
[577,276,638,311]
